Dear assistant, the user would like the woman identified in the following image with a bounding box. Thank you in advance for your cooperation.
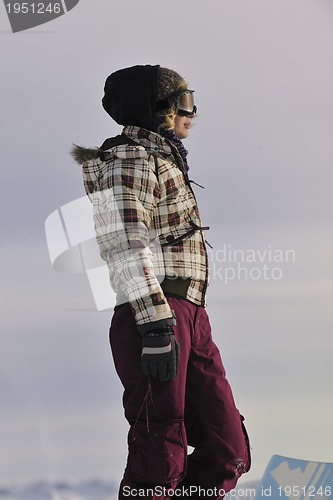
[72,64,250,499]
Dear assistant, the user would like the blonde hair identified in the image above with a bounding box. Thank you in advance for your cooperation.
[156,80,188,131]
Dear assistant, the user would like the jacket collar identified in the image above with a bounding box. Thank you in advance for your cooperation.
[123,126,173,156]
[122,125,188,178]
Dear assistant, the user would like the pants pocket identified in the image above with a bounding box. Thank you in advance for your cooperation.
[127,419,187,484]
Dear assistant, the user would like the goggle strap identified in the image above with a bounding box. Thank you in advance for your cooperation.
[155,97,171,112]
[177,105,197,117]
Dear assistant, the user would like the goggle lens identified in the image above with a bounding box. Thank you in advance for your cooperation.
[155,89,197,116]
[176,91,197,116]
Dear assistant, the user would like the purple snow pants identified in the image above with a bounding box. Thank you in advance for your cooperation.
[110,297,250,500]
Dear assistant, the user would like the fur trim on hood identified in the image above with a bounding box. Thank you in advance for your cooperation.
[71,144,102,164]
[71,134,139,165]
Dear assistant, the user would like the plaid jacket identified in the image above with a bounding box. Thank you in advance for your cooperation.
[77,126,209,325]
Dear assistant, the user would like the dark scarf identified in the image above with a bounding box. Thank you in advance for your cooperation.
[159,129,190,172]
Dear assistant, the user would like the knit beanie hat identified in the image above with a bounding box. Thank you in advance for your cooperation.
[156,67,185,102]
[102,65,159,130]
[154,67,186,129]
[101,65,186,131]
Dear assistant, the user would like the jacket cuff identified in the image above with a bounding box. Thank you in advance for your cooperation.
[130,288,174,327]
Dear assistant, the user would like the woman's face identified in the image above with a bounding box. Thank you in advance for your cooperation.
[173,114,194,140]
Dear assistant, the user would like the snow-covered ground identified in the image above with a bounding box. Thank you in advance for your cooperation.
[0,480,259,500]
[0,480,116,500]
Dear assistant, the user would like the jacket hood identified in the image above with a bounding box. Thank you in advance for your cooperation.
[102,65,160,131]
[72,126,188,197]
[71,127,174,196]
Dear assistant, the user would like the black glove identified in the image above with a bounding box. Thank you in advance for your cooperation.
[137,318,179,382]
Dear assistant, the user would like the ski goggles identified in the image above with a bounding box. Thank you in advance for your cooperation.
[156,89,197,116]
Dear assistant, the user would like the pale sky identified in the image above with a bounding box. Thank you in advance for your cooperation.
[1,0,332,487]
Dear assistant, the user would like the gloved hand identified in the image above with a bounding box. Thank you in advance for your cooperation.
[137,318,179,382]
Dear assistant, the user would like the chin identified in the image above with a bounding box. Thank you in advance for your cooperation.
[179,129,190,139]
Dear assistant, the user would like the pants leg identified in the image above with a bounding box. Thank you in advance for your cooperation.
[109,298,192,499]
[182,306,251,498]
[109,298,250,500]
